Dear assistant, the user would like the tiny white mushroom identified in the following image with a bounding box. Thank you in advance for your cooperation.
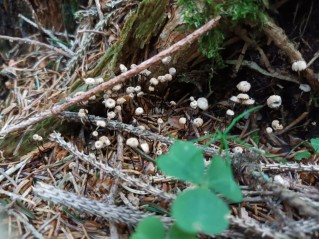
[141,69,152,76]
[140,143,150,154]
[242,99,255,105]
[96,120,106,128]
[116,97,126,105]
[267,95,282,109]
[226,109,234,116]
[126,86,135,94]
[230,96,240,103]
[193,118,204,127]
[95,140,104,149]
[92,131,99,137]
[170,101,176,106]
[190,101,198,109]
[299,84,311,92]
[266,127,273,134]
[137,92,144,97]
[78,109,88,118]
[84,78,96,85]
[104,98,116,108]
[135,107,144,115]
[107,111,116,119]
[292,60,307,71]
[33,134,40,141]
[236,81,251,92]
[119,64,128,73]
[134,86,142,92]
[271,120,283,131]
[126,137,139,147]
[112,84,122,91]
[95,77,104,84]
[130,64,137,69]
[161,56,171,64]
[189,96,195,102]
[115,105,122,112]
[156,149,163,155]
[150,78,159,85]
[179,117,187,125]
[232,146,243,154]
[169,67,176,75]
[158,76,166,83]
[197,97,209,110]
[148,86,155,92]
[164,74,173,81]
[157,118,164,124]
[128,93,135,99]
[237,93,250,100]
[99,136,111,146]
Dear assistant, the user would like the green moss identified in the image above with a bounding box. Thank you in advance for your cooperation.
[177,0,267,63]
[90,0,168,77]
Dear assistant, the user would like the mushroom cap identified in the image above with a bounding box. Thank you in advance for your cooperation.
[226,109,235,116]
[135,107,144,115]
[197,97,209,110]
[237,93,250,100]
[236,81,251,92]
[230,96,240,103]
[299,84,311,92]
[126,137,139,147]
[267,95,282,109]
[271,120,283,130]
[193,118,204,127]
[242,99,255,105]
[292,60,307,71]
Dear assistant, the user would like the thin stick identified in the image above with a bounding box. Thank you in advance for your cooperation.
[0,35,70,58]
[0,16,220,138]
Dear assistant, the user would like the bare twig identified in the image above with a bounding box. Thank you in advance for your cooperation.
[0,35,71,58]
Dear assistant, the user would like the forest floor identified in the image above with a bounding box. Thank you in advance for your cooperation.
[0,0,319,238]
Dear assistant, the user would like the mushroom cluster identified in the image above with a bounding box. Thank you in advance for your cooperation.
[230,81,255,105]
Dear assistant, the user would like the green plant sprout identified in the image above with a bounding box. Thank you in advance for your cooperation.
[130,106,263,238]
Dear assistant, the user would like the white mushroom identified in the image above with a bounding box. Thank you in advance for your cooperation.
[116,97,126,105]
[242,99,255,105]
[135,107,144,116]
[232,146,243,154]
[126,86,135,94]
[99,136,111,146]
[161,56,171,64]
[169,67,177,75]
[107,111,116,119]
[103,98,116,108]
[292,60,307,71]
[237,93,250,100]
[179,117,187,125]
[95,140,104,149]
[140,143,150,153]
[226,109,234,116]
[126,137,139,148]
[150,78,159,85]
[271,120,283,131]
[230,96,240,103]
[267,95,282,109]
[190,101,198,109]
[299,84,311,92]
[84,78,96,85]
[112,84,122,91]
[193,118,204,127]
[236,81,251,92]
[96,120,106,128]
[266,127,273,133]
[197,97,209,110]
[119,64,128,73]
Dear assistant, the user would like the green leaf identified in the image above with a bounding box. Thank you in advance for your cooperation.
[169,223,197,239]
[295,151,311,161]
[157,141,205,184]
[206,155,242,203]
[130,216,165,239]
[310,138,319,153]
[172,188,230,235]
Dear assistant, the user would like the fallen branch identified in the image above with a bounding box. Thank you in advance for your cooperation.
[0,16,221,138]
